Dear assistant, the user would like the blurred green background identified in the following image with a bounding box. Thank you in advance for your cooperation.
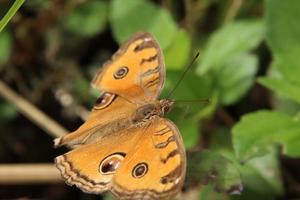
[1,0,300,199]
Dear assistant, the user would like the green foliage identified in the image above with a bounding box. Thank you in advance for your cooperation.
[232,0,300,165]
[264,0,300,84]
[259,0,300,104]
[0,101,17,124]
[0,30,12,65]
[233,111,300,161]
[197,20,264,75]
[1,0,300,199]
[217,54,258,105]
[64,0,108,36]
[110,0,177,49]
[259,77,300,104]
[163,70,212,148]
[164,29,191,70]
[187,150,242,194]
[195,20,264,106]
[232,151,283,200]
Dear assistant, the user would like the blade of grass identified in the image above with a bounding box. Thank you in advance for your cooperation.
[0,0,25,32]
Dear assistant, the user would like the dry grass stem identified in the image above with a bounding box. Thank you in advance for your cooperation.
[0,164,62,184]
[0,80,68,138]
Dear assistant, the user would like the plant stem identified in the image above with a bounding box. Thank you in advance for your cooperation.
[0,164,61,184]
[0,0,25,32]
[0,80,68,138]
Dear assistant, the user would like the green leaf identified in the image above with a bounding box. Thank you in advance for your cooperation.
[64,0,108,36]
[272,97,300,116]
[232,151,283,200]
[167,106,199,149]
[163,70,212,103]
[232,110,300,162]
[199,185,228,200]
[0,30,12,65]
[197,20,265,75]
[110,0,177,49]
[217,54,258,105]
[164,29,191,70]
[0,101,17,123]
[265,0,300,84]
[186,150,242,195]
[259,77,300,105]
[203,128,282,199]
[162,70,212,148]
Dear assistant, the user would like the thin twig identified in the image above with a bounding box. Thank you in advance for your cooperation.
[0,164,62,184]
[0,80,67,138]
[224,0,242,24]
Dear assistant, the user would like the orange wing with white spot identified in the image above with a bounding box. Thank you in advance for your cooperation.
[92,32,165,102]
[55,118,186,200]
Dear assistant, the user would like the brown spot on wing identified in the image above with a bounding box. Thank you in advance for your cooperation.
[160,164,183,184]
[140,54,158,65]
[160,149,180,164]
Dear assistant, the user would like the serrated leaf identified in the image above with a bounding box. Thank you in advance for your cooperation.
[232,110,300,162]
[234,151,283,200]
[186,150,242,195]
[64,1,108,36]
[197,20,265,75]
[265,0,300,84]
[217,54,258,105]
[164,29,191,70]
[110,0,177,49]
[259,77,300,105]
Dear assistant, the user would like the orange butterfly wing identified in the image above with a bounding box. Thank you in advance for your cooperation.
[55,118,186,199]
[112,118,186,200]
[55,32,186,199]
[54,93,137,147]
[92,32,165,102]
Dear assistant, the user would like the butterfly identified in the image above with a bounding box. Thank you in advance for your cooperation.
[54,32,186,200]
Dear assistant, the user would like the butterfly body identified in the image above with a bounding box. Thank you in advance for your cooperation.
[132,99,174,125]
[55,32,186,200]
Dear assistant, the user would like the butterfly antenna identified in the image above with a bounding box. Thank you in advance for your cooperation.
[176,98,211,104]
[166,52,200,99]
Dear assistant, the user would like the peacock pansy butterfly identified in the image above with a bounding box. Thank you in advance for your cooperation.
[54,32,186,200]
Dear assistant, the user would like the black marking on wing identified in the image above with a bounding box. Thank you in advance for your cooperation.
[140,54,158,65]
[160,149,180,164]
[155,136,175,149]
[134,40,155,52]
[160,164,182,184]
[141,66,159,77]
[154,126,171,136]
[144,77,160,88]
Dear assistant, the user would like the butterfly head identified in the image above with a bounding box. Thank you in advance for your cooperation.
[159,99,175,115]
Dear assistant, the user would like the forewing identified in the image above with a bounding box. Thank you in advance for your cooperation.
[92,32,165,102]
[54,93,136,147]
